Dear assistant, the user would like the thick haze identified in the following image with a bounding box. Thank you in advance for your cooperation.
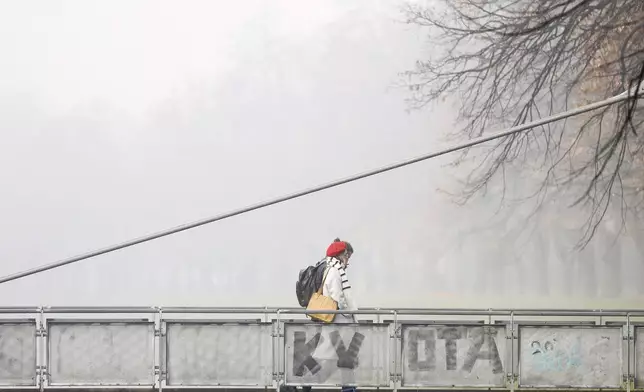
[1,0,642,309]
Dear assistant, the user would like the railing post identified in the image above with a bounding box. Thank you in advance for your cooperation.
[276,309,282,392]
[270,308,278,390]
[154,306,165,392]
[509,311,515,392]
[37,306,46,392]
[391,310,399,392]
[626,313,632,392]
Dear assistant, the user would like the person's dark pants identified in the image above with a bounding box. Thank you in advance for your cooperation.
[301,387,356,392]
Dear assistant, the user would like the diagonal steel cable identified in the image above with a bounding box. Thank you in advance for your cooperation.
[0,87,641,286]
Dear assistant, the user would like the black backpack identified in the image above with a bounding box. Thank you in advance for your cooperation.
[295,259,327,307]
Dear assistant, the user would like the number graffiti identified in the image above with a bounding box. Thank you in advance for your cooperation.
[529,338,582,372]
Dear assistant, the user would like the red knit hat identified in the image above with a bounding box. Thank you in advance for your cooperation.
[326,240,347,257]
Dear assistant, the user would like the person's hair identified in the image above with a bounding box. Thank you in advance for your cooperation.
[333,238,354,255]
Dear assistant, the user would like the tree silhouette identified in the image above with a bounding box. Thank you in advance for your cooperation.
[403,0,644,246]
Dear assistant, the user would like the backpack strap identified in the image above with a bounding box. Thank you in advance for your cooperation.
[316,265,331,295]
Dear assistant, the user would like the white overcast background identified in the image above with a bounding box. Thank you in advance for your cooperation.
[1,0,643,309]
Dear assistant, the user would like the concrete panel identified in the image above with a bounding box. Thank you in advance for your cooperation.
[48,321,155,386]
[401,325,507,387]
[284,323,390,387]
[635,327,644,388]
[519,326,622,388]
[0,322,37,386]
[165,322,273,386]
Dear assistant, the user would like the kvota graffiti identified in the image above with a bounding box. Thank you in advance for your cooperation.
[292,330,364,377]
[405,326,503,372]
[401,325,508,387]
[284,325,390,386]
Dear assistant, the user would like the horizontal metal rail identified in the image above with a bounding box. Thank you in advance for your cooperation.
[0,306,641,316]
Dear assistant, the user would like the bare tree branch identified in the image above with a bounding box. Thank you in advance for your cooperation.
[402,0,644,247]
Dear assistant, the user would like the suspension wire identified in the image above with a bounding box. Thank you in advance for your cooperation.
[0,88,640,286]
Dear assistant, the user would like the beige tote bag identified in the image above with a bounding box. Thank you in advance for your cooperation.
[306,266,338,323]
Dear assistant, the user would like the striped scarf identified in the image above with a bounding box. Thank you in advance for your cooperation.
[328,257,351,291]
[326,257,357,312]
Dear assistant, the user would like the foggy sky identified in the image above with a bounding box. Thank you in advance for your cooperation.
[0,0,642,309]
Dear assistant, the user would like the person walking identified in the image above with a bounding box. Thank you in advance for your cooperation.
[319,238,358,324]
[307,238,358,392]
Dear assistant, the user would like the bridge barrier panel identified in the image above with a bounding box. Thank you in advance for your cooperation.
[164,321,273,387]
[47,320,155,386]
[635,327,644,388]
[284,323,390,387]
[0,320,37,386]
[401,324,508,387]
[518,325,623,388]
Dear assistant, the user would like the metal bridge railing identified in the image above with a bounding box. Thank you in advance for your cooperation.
[0,306,641,391]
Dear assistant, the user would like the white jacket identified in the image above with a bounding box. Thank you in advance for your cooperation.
[312,256,358,361]
[322,257,357,323]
